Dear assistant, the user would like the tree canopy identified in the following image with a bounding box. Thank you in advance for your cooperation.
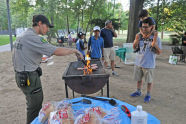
[1,0,185,42]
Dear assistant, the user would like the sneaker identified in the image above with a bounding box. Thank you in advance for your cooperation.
[115,65,120,68]
[144,95,151,103]
[106,66,111,69]
[130,91,141,97]
[112,71,118,76]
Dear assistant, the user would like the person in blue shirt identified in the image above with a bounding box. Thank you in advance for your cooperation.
[88,26,104,60]
[100,20,118,76]
[131,18,162,103]
[76,32,86,60]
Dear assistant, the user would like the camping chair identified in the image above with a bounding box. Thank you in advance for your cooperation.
[57,36,64,47]
[171,46,184,62]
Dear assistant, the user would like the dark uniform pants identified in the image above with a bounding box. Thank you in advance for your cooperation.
[15,71,43,124]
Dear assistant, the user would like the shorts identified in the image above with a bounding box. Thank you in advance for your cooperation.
[104,47,115,63]
[134,66,154,83]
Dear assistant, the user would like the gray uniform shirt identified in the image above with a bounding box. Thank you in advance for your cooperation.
[12,28,57,72]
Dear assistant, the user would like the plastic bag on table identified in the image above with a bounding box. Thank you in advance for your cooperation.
[48,106,74,124]
[38,99,71,124]
[101,107,121,124]
[38,102,55,124]
[55,99,72,110]
[74,106,106,124]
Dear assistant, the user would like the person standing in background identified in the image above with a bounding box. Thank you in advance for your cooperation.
[68,32,73,47]
[88,26,104,60]
[100,20,118,76]
[76,32,87,60]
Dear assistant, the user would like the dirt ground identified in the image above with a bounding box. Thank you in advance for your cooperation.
[0,45,186,124]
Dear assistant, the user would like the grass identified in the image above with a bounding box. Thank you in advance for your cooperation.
[0,35,16,46]
[113,31,173,45]
[0,31,173,46]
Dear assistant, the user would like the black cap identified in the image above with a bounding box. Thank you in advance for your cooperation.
[33,15,54,28]
[78,32,85,38]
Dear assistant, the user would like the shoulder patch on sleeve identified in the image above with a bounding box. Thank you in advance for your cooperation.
[40,37,48,43]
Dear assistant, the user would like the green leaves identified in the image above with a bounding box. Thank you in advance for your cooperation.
[148,0,186,33]
[1,0,129,33]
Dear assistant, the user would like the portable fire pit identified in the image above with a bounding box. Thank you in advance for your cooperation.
[62,60,110,98]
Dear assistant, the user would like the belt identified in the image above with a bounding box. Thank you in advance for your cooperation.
[91,58,100,60]
[15,69,37,73]
[15,67,42,76]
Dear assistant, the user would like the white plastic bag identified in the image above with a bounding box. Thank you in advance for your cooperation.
[74,107,102,124]
[169,55,178,65]
[38,99,71,124]
[123,43,136,65]
[101,107,121,124]
[38,102,55,124]
[48,106,74,124]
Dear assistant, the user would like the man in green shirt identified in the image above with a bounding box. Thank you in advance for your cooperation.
[12,14,83,124]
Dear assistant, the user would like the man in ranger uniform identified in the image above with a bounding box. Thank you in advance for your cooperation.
[12,14,83,124]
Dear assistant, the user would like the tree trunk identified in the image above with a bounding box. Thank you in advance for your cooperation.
[161,30,164,39]
[77,14,80,35]
[156,0,160,30]
[6,0,13,51]
[127,0,144,43]
[161,0,165,39]
[81,9,84,30]
[47,16,54,43]
[66,15,70,33]
[113,0,115,16]
[107,0,109,16]
[85,0,99,33]
[66,0,70,34]
[118,3,122,35]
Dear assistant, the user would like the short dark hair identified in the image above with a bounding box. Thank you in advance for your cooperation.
[142,18,153,26]
[184,32,186,35]
[139,9,148,18]
[32,15,38,27]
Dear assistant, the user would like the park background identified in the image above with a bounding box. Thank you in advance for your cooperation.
[0,0,186,124]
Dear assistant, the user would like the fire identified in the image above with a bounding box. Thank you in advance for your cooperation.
[83,54,92,75]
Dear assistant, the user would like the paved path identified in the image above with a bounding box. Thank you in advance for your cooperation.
[0,44,11,52]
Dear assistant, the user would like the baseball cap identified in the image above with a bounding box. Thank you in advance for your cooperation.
[93,26,100,31]
[33,14,54,28]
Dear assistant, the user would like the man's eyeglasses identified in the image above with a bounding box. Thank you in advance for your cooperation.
[142,26,150,29]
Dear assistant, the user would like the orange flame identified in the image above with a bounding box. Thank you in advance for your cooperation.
[83,54,92,75]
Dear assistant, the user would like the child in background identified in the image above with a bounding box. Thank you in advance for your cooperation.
[76,32,87,60]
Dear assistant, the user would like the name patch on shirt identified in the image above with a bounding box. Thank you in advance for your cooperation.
[40,37,47,43]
